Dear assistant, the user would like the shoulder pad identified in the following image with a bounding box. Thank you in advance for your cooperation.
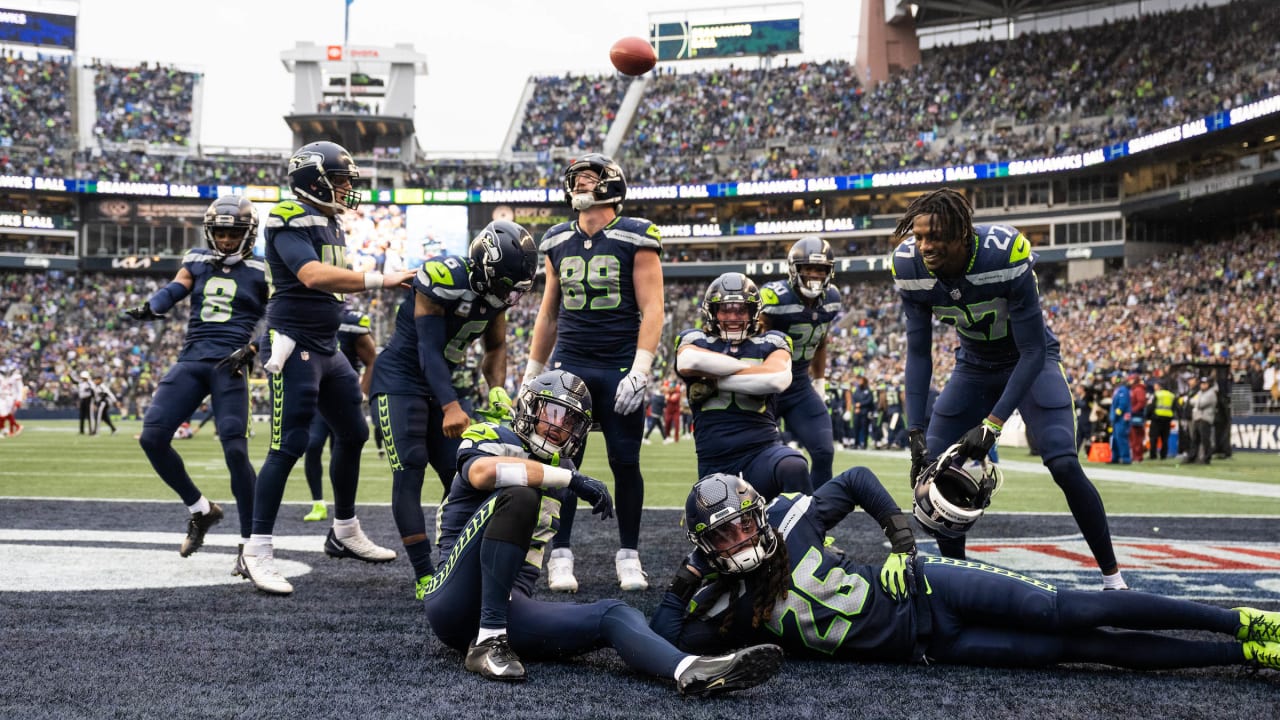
[759,281,788,306]
[761,331,793,353]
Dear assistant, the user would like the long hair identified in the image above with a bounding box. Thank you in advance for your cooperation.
[716,538,792,635]
[892,187,974,245]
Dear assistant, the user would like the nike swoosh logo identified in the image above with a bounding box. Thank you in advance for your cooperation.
[486,657,510,674]
[707,678,726,688]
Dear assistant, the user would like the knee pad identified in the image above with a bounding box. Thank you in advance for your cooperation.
[1045,455,1090,489]
[483,487,541,547]
[775,453,812,494]
[220,436,250,468]
[137,425,171,454]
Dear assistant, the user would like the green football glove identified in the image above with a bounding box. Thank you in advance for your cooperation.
[879,552,915,602]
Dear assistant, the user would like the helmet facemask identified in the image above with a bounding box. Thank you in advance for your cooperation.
[912,448,1003,539]
[203,196,258,265]
[563,155,626,212]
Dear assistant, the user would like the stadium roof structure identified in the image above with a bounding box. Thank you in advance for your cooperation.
[903,0,1139,28]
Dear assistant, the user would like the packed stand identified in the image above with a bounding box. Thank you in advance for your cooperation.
[0,52,74,177]
[510,73,634,154]
[90,59,198,146]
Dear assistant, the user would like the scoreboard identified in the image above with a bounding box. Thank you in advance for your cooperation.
[650,17,801,61]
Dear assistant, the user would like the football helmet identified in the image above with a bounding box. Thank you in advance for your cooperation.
[787,236,835,299]
[287,141,360,213]
[514,369,593,461]
[203,195,258,264]
[912,446,1003,539]
[468,220,538,307]
[685,474,778,574]
[701,272,761,343]
[562,153,626,212]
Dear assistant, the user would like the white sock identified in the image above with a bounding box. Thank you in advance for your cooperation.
[673,655,698,679]
[248,534,272,552]
[475,626,506,643]
[334,516,359,537]
[616,548,639,562]
[550,547,573,560]
[188,496,210,515]
[1102,570,1128,590]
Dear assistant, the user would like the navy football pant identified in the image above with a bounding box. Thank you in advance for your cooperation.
[253,349,367,535]
[698,443,812,501]
[549,361,644,552]
[927,359,1118,574]
[140,359,255,538]
[921,556,1243,669]
[423,489,687,677]
[777,380,835,488]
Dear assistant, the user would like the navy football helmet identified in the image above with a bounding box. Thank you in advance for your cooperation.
[562,153,626,212]
[287,141,360,213]
[685,474,778,574]
[514,369,593,461]
[203,195,258,264]
[468,220,538,307]
[787,236,835,299]
[912,447,1003,539]
[701,272,761,343]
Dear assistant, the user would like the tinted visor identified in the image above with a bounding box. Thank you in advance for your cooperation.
[536,401,587,442]
[702,512,760,554]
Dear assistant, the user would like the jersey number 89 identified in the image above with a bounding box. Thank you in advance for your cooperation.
[559,255,621,311]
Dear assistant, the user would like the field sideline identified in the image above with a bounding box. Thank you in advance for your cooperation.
[5,420,1280,515]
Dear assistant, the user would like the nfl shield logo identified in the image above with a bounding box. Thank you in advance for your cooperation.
[300,351,310,362]
[950,288,962,300]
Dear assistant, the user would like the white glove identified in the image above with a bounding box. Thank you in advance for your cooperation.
[614,370,649,415]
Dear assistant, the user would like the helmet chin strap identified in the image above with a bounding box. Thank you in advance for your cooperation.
[571,192,601,211]
[220,254,243,266]
[797,281,823,298]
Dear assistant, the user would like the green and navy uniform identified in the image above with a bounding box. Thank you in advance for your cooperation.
[759,280,841,487]
[304,309,372,502]
[370,255,507,576]
[140,247,267,539]
[652,467,1245,669]
[675,328,811,499]
[253,199,369,534]
[892,223,1117,570]
[423,422,693,678]
[540,215,661,551]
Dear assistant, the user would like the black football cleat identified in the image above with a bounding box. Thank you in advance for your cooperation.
[180,503,223,557]
[677,644,783,697]
[464,634,526,682]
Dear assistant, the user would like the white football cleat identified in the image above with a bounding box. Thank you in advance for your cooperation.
[235,542,293,595]
[616,549,648,591]
[546,548,578,593]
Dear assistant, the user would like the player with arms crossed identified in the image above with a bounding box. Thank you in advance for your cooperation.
[525,153,663,593]
[676,272,811,500]
[890,188,1126,590]
[123,195,267,564]
[241,141,413,595]
[651,467,1280,673]
[423,369,783,693]
[370,220,537,600]
[759,236,842,487]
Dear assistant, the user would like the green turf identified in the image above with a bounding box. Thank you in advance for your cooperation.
[5,420,1280,515]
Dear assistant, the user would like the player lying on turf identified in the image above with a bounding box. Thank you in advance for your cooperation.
[421,369,783,695]
[650,465,1280,672]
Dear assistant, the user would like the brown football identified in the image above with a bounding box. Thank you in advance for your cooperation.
[610,36,657,76]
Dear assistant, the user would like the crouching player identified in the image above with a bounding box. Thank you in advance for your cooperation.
[422,369,783,694]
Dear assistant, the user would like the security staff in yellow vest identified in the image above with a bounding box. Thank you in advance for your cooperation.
[1148,380,1176,461]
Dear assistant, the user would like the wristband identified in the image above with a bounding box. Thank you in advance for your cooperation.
[541,465,572,488]
[667,566,703,604]
[631,348,655,375]
[881,513,916,554]
[982,418,1003,433]
[364,271,384,290]
[494,463,530,488]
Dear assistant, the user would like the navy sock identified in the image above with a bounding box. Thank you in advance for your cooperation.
[1047,456,1117,572]
[406,538,435,578]
[479,538,527,629]
[611,462,644,550]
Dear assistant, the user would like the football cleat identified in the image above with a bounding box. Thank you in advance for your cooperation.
[546,548,578,593]
[180,503,224,557]
[677,644,784,697]
[1236,607,1280,643]
[1243,640,1280,670]
[615,549,648,591]
[324,525,396,563]
[464,634,526,681]
[303,501,328,522]
[414,574,433,601]
[235,542,293,595]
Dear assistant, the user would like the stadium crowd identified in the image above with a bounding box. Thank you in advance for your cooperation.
[90,59,198,146]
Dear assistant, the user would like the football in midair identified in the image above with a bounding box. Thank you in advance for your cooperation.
[610,36,657,76]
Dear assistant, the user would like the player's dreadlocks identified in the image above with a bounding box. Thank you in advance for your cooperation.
[892,187,974,244]
[715,541,792,635]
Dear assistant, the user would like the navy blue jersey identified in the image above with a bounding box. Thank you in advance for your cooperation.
[758,281,841,383]
[263,200,350,355]
[336,310,371,372]
[676,328,791,467]
[176,249,268,362]
[540,216,660,366]
[668,470,917,660]
[436,422,563,595]
[892,222,1059,427]
[369,255,504,398]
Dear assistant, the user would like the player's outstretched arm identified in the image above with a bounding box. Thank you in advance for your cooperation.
[295,261,413,294]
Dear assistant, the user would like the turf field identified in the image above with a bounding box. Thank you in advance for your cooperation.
[3,420,1279,718]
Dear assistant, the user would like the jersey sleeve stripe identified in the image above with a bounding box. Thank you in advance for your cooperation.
[967,264,1029,286]
[894,278,936,291]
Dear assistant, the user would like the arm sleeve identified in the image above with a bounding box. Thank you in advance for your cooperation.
[415,314,459,407]
[148,281,191,314]
[718,368,792,394]
[676,349,750,377]
[990,269,1048,423]
[902,299,934,430]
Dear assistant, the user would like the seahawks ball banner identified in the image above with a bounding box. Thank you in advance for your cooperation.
[1230,416,1280,452]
